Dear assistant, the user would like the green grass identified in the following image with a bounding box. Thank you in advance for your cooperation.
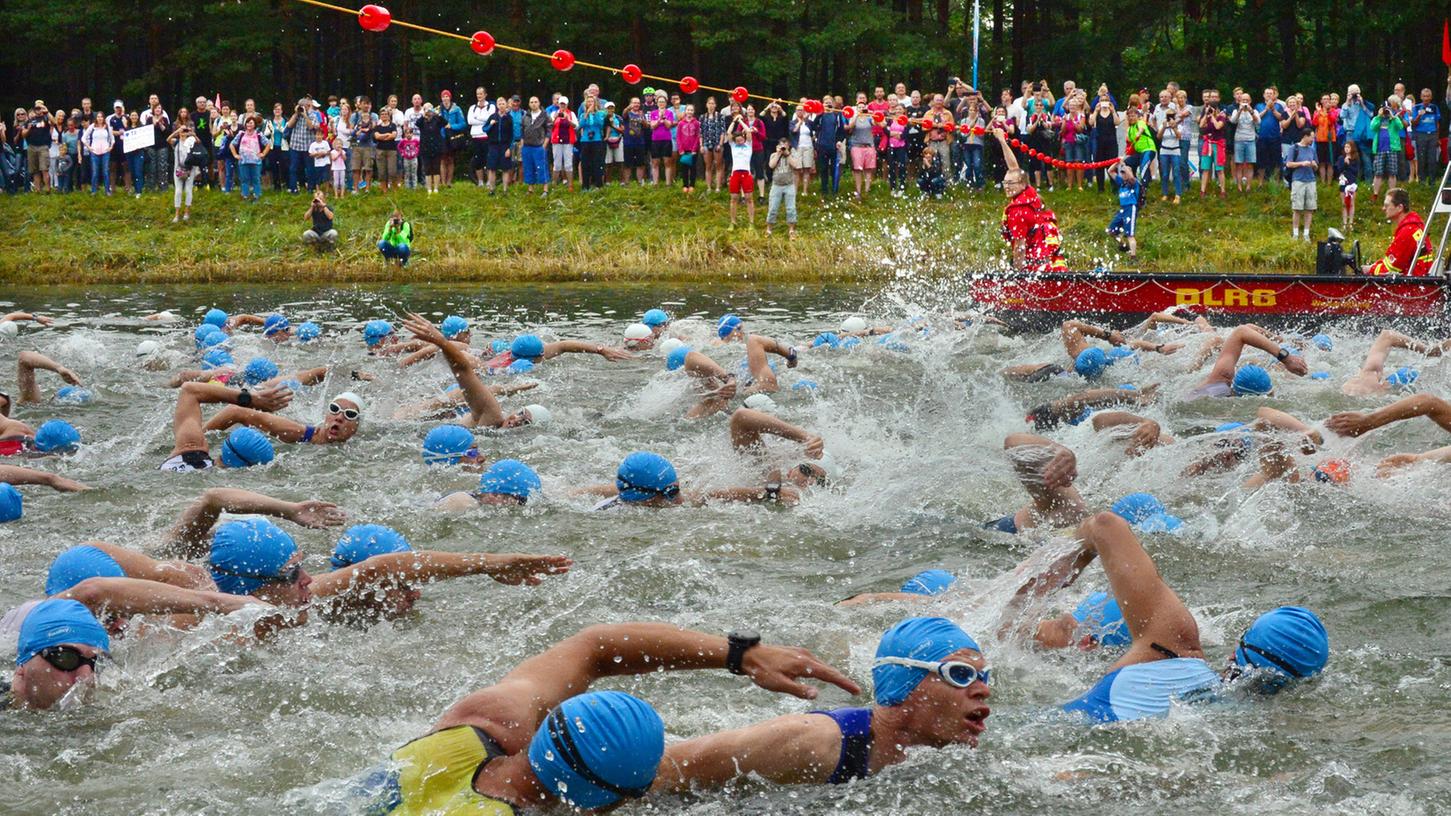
[0,175,1406,284]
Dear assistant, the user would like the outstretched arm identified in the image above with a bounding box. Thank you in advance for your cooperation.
[653,714,846,792]
[1206,324,1307,386]
[541,339,634,363]
[311,551,574,597]
[164,487,345,559]
[2,311,53,326]
[729,407,822,456]
[993,128,1019,172]
[1327,393,1451,438]
[83,541,216,590]
[170,382,291,457]
[203,406,308,441]
[401,313,505,427]
[1060,319,1123,359]
[17,350,81,402]
[57,576,267,619]
[1090,411,1170,456]
[0,464,88,492]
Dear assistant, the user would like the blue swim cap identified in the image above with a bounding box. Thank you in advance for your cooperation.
[330,524,412,569]
[0,483,21,523]
[296,321,321,342]
[1074,347,1109,379]
[716,314,743,339]
[1111,492,1184,533]
[1232,364,1273,396]
[642,309,669,328]
[363,320,395,347]
[262,314,291,337]
[16,599,109,667]
[900,569,956,596]
[1072,591,1132,647]
[490,339,509,354]
[220,427,275,469]
[1387,366,1419,389]
[527,690,665,809]
[1234,606,1329,682]
[33,420,80,453]
[840,336,862,349]
[792,378,819,392]
[812,332,841,349]
[54,386,93,405]
[1309,371,1330,380]
[478,459,542,502]
[1215,421,1247,433]
[422,424,476,465]
[505,359,535,375]
[616,452,678,503]
[665,347,690,371]
[511,334,545,361]
[1106,346,1137,362]
[45,545,125,595]
[243,357,280,386]
[1311,333,1333,352]
[872,617,982,706]
[209,518,298,595]
[194,324,219,345]
[201,349,234,370]
[203,308,228,327]
[440,315,469,339]
[197,326,228,350]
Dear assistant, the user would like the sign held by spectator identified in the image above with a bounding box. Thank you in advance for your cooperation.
[123,126,155,153]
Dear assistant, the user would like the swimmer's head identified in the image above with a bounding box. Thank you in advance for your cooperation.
[1065,591,1132,648]
[196,325,227,350]
[13,599,109,710]
[1387,366,1419,390]
[0,483,21,522]
[527,690,666,810]
[45,545,125,595]
[201,348,234,370]
[1214,421,1255,452]
[243,357,279,387]
[0,320,17,337]
[363,320,396,348]
[33,420,80,454]
[505,359,535,375]
[262,314,291,341]
[642,308,670,333]
[476,459,542,504]
[209,518,309,604]
[1312,457,1351,484]
[1073,347,1109,379]
[220,427,276,468]
[1230,606,1329,689]
[440,315,470,340]
[322,392,364,442]
[502,403,551,429]
[659,337,686,358]
[1311,333,1333,352]
[665,346,690,371]
[330,524,412,569]
[296,321,321,343]
[135,339,162,357]
[203,308,228,328]
[1231,364,1273,396]
[840,316,868,334]
[743,393,777,413]
[616,451,680,504]
[716,313,744,340]
[422,424,479,466]
[871,617,990,746]
[54,386,92,405]
[623,322,654,350]
[1110,492,1184,533]
[490,339,509,355]
[510,334,545,361]
[900,569,956,596]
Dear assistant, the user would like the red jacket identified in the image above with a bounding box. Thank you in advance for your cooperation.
[1368,211,1432,276]
[1001,186,1068,273]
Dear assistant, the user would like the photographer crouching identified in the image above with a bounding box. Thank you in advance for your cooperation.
[378,209,414,268]
[302,190,337,250]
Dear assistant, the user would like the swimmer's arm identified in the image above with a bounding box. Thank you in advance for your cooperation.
[684,351,731,381]
[224,314,265,330]
[0,464,89,492]
[690,485,801,506]
[17,350,81,402]
[83,541,217,590]
[2,311,53,325]
[729,407,820,454]
[310,551,573,597]
[487,380,538,397]
[995,541,1100,639]
[1252,406,1323,448]
[402,313,505,426]
[1377,445,1451,476]
[542,340,634,362]
[203,406,307,441]
[57,576,266,619]
[1245,440,1299,488]
[165,487,345,558]
[1127,339,1182,355]
[1141,310,1191,329]
[1090,412,1167,456]
[1328,394,1451,437]
[168,369,212,388]
[288,366,332,387]
[836,591,932,607]
[397,344,442,367]
[652,715,842,792]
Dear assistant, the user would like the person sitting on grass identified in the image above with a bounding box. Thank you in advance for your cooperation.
[1107,160,1142,261]
[302,191,336,250]
[378,209,413,268]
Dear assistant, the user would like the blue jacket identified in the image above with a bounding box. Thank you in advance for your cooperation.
[814,112,846,151]
[439,103,467,135]
[1341,100,1375,142]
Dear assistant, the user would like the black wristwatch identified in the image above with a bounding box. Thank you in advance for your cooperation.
[726,629,761,675]
[236,389,253,407]
[1275,346,1290,361]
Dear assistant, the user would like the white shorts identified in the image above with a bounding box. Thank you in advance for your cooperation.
[604,143,624,164]
[159,449,214,472]
[552,144,574,171]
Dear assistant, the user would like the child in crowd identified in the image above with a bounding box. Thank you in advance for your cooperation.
[1337,141,1360,232]
[398,122,420,190]
[307,132,331,192]
[1108,160,1142,261]
[727,129,755,229]
[329,136,348,196]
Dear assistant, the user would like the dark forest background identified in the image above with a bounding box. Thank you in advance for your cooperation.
[3,0,1448,111]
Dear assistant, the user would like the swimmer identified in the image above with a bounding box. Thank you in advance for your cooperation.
[1044,512,1329,721]
[169,360,339,391]
[1236,407,1343,488]
[1128,307,1216,336]
[651,617,988,789]
[835,315,894,337]
[202,390,365,445]
[623,322,655,350]
[0,417,82,458]
[482,329,634,371]
[434,459,547,510]
[715,314,798,394]
[350,623,858,813]
[1023,383,1160,431]
[16,350,83,404]
[836,569,958,607]
[1340,329,1449,396]
[579,451,805,508]
[161,487,347,560]
[982,434,1088,534]
[0,310,54,329]
[1086,409,1175,456]
[1187,324,1307,398]
[261,313,293,343]
[664,347,738,418]
[308,523,571,624]
[728,407,831,488]
[1327,394,1451,476]
[1004,319,1179,383]
[402,313,550,429]
[199,517,316,630]
[642,307,671,338]
[160,381,290,472]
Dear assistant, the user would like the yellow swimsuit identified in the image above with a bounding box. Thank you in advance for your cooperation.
[375,725,516,816]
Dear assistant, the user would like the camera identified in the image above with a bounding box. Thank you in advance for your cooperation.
[1316,229,1361,276]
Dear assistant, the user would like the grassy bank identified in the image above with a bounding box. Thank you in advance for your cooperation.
[0,176,1406,284]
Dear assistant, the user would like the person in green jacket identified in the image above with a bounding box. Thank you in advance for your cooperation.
[1125,108,1157,183]
[1369,105,1406,196]
[378,209,413,267]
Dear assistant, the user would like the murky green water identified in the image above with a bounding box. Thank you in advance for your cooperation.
[1,283,1449,815]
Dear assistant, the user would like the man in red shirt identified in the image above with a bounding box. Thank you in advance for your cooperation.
[1364,189,1433,276]
[993,128,1068,273]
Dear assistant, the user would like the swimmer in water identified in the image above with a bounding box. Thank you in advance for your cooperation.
[1187,324,1307,398]
[307,523,571,625]
[650,616,988,789]
[0,310,54,330]
[160,381,291,472]
[351,623,857,814]
[715,314,799,394]
[982,433,1089,534]
[168,359,354,392]
[202,390,365,446]
[16,351,83,404]
[0,464,89,498]
[433,459,547,510]
[160,487,348,560]
[642,308,671,339]
[0,416,83,459]
[728,407,832,489]
[663,346,739,418]
[398,314,473,367]
[1023,383,1161,431]
[1339,329,1449,397]
[392,381,539,421]
[1327,394,1451,476]
[402,313,551,429]
[481,328,635,372]
[578,451,806,508]
[1004,319,1180,383]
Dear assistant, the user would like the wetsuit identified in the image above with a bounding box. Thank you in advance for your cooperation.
[811,707,873,784]
[1063,650,1219,722]
[366,725,515,815]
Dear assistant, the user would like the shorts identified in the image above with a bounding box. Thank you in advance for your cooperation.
[27,145,48,175]
[1199,141,1224,171]
[486,141,511,170]
[551,143,573,172]
[624,145,648,167]
[604,142,624,164]
[649,140,673,159]
[850,145,877,170]
[1233,140,1256,164]
[1108,205,1137,238]
[1290,179,1317,211]
[728,169,755,195]
[1063,141,1089,162]
[1373,151,1400,178]
[791,145,814,167]
[421,154,441,175]
[351,145,376,171]
[1315,141,1332,164]
[1255,138,1280,171]
[159,449,215,473]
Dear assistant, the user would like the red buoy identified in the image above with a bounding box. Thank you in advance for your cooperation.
[469,31,494,55]
[896,114,909,126]
[621,64,643,84]
[842,106,856,119]
[731,86,749,103]
[872,111,885,124]
[551,49,575,71]
[679,76,700,94]
[358,4,391,32]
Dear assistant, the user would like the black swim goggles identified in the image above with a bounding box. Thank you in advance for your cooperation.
[872,656,991,688]
[797,462,829,486]
[615,478,681,501]
[212,562,303,586]
[1235,636,1304,679]
[328,402,361,421]
[39,645,100,673]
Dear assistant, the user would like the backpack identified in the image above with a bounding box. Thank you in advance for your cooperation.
[185,139,208,169]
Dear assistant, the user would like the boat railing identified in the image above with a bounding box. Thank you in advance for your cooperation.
[1430,156,1451,280]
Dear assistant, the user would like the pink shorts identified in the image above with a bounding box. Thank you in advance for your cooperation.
[850,145,877,170]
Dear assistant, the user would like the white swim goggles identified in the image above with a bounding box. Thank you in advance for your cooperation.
[873,656,991,688]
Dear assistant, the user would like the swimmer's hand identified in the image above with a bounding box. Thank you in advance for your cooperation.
[1156,342,1184,355]
[250,385,293,412]
[1041,447,1078,488]
[1281,353,1309,376]
[1106,330,1126,346]
[401,312,447,346]
[289,500,347,529]
[485,553,574,586]
[1376,453,1421,477]
[49,476,90,492]
[1134,383,1161,405]
[1325,411,1370,437]
[57,367,82,386]
[802,434,824,459]
[710,376,737,401]
[595,346,634,362]
[740,643,862,700]
[1126,420,1162,457]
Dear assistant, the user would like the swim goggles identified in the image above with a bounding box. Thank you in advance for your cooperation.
[1236,636,1304,679]
[212,562,303,586]
[614,478,681,501]
[328,402,361,421]
[872,656,991,688]
[39,645,100,673]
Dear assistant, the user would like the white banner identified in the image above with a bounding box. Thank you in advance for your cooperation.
[123,126,154,153]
